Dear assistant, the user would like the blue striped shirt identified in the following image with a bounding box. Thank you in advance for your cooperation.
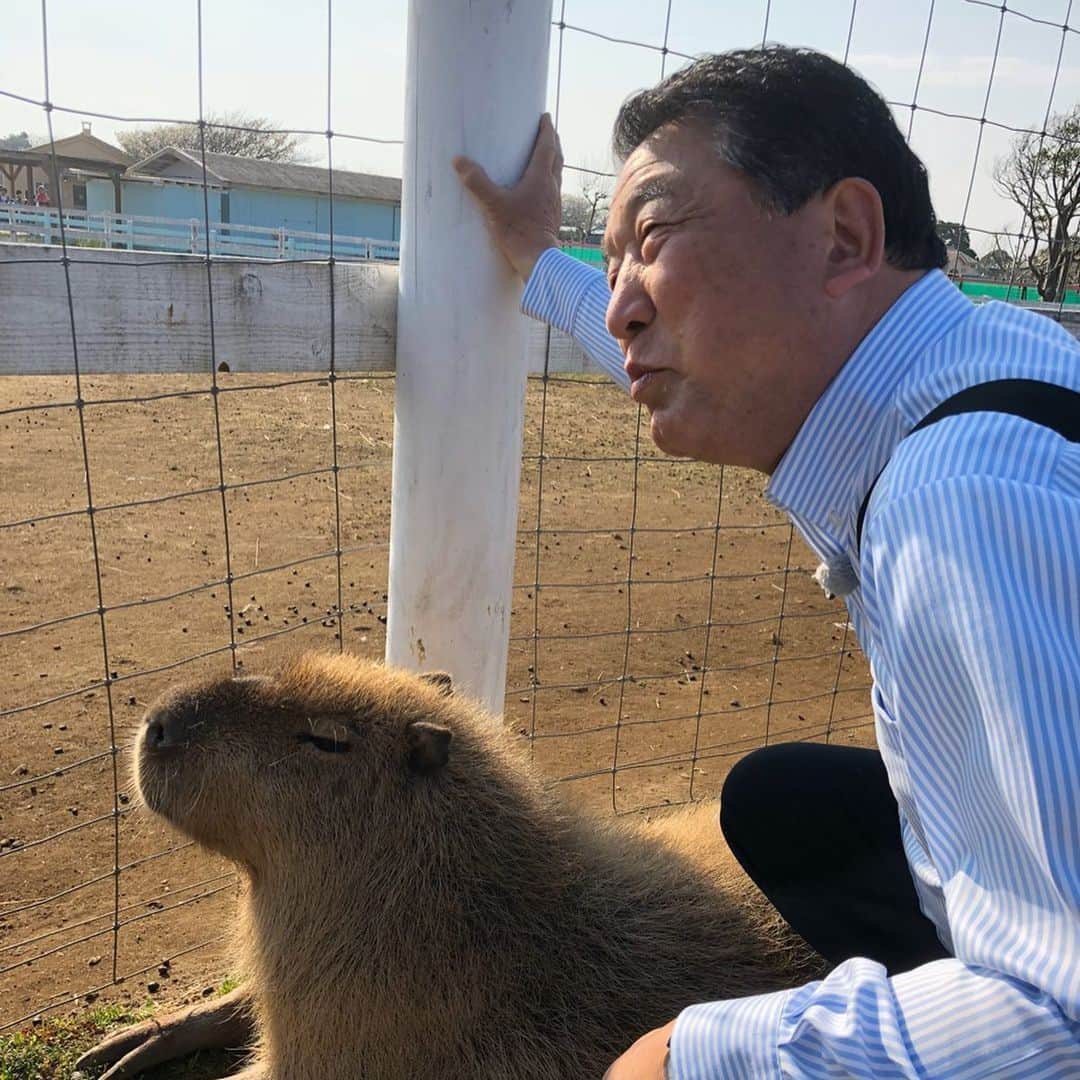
[522,250,1080,1078]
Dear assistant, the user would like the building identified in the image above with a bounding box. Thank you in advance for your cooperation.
[945,246,983,278]
[0,123,132,208]
[86,148,401,244]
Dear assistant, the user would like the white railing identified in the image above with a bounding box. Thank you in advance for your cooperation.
[0,204,400,261]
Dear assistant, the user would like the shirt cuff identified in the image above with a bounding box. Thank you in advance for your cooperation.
[667,990,790,1080]
[520,246,604,333]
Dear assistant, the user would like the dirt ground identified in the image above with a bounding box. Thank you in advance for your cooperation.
[0,372,873,1033]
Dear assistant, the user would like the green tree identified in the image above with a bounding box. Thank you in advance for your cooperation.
[980,247,1015,276]
[937,221,976,258]
[0,131,32,151]
[117,111,309,164]
[994,106,1080,303]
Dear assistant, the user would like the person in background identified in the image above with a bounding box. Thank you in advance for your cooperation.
[455,45,1079,1080]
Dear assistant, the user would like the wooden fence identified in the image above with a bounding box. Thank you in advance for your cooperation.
[0,205,400,262]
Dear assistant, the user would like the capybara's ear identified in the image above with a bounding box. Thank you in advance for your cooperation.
[405,721,452,776]
[419,671,453,696]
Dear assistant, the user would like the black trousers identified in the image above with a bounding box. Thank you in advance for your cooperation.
[720,743,951,974]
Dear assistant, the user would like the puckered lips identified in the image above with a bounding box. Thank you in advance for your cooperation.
[625,359,670,402]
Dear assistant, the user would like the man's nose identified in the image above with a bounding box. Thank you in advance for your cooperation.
[605,267,654,343]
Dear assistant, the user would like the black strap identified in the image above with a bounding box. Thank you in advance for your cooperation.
[856,379,1080,554]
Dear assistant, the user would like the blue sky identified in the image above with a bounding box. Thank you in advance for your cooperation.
[3,0,1078,254]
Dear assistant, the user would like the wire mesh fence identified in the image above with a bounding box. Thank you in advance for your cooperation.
[2,0,1078,1035]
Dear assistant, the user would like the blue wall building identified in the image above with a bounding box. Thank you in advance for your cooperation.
[87,147,400,244]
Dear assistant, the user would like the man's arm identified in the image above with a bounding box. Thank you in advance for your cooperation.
[667,956,1079,1078]
[521,248,628,388]
[454,115,628,388]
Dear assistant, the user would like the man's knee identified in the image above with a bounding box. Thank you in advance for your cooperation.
[719,744,804,846]
[720,742,882,844]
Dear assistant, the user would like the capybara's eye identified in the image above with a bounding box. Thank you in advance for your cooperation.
[295,732,352,754]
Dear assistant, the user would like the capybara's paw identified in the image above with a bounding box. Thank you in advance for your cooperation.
[74,985,255,1079]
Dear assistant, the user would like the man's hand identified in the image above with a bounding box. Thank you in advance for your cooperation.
[603,1019,677,1080]
[452,112,563,281]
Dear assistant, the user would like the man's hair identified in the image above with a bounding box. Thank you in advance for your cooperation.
[612,47,947,271]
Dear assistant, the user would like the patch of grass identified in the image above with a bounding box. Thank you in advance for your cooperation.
[0,980,244,1080]
[130,1047,247,1079]
[0,1001,150,1080]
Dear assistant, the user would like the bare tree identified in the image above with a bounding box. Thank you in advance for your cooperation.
[993,106,1080,302]
[579,171,611,238]
[118,111,310,164]
[561,172,612,243]
[561,194,593,241]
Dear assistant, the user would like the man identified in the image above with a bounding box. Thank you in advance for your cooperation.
[454,47,1079,1079]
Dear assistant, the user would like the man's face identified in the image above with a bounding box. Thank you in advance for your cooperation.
[602,123,833,471]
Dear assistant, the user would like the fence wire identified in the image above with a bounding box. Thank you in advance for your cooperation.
[2,0,1078,1035]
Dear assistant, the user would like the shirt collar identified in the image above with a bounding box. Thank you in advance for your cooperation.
[765,270,974,558]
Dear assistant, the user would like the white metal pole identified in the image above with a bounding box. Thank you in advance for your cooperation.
[387,0,552,714]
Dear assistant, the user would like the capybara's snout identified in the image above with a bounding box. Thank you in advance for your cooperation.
[141,695,204,754]
[140,675,268,757]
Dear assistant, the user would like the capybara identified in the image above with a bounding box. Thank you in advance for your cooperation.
[79,652,823,1079]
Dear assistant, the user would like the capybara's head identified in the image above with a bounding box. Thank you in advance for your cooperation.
[134,653,458,871]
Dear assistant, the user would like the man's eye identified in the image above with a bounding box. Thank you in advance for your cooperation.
[295,732,351,754]
[640,222,664,249]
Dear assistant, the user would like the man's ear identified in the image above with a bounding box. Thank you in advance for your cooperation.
[406,721,452,776]
[419,670,453,696]
[822,177,885,299]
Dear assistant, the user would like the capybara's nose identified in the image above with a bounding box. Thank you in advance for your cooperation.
[143,699,199,751]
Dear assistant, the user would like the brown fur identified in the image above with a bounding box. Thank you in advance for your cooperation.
[134,652,823,1080]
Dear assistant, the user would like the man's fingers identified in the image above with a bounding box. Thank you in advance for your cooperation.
[532,113,560,175]
[451,114,562,280]
[452,156,500,208]
[454,114,561,204]
[546,118,565,188]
